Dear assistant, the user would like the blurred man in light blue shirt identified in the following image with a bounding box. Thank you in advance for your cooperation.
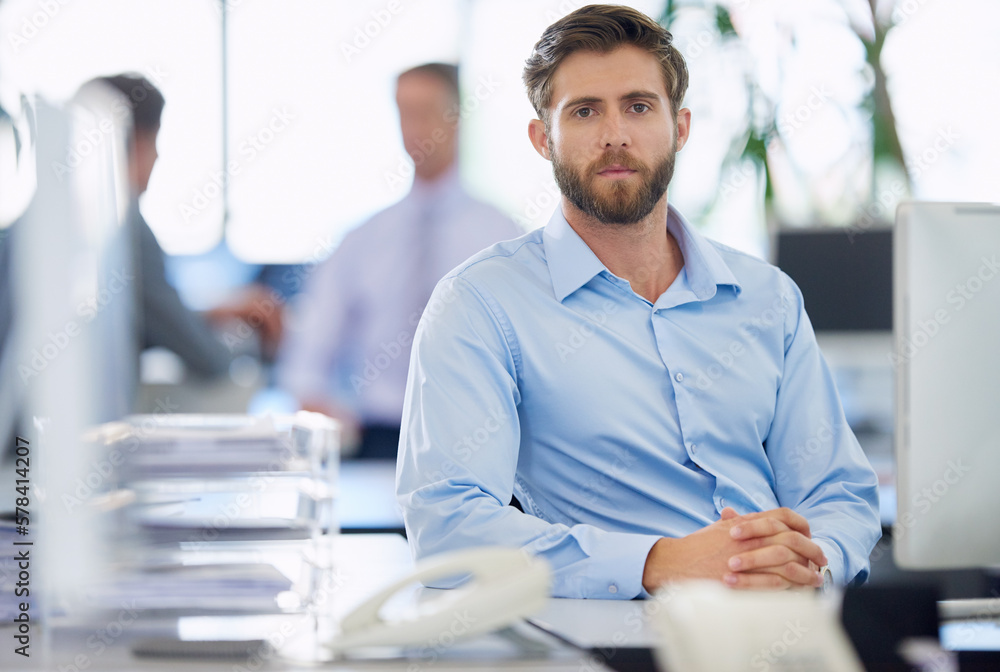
[278,64,520,458]
[396,5,880,599]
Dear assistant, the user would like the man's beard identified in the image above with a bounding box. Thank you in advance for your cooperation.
[551,138,676,226]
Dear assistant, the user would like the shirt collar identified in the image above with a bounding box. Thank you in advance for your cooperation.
[543,204,742,303]
[409,163,462,203]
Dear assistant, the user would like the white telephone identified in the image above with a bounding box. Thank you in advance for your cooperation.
[324,546,552,652]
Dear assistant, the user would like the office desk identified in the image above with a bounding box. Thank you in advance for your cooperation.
[0,534,609,671]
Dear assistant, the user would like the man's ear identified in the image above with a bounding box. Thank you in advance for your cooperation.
[527,118,551,161]
[675,107,692,152]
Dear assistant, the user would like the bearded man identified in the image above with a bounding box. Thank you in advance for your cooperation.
[395,4,880,599]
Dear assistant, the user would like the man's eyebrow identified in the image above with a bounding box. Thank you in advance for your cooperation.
[563,95,602,109]
[562,90,663,109]
[620,90,662,102]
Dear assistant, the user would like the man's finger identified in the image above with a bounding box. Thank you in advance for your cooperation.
[736,507,811,538]
[729,516,787,540]
[728,544,809,573]
[735,562,823,588]
[719,507,740,521]
[723,571,793,590]
[729,530,827,569]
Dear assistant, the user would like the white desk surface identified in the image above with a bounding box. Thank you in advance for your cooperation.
[0,534,612,671]
[529,596,662,649]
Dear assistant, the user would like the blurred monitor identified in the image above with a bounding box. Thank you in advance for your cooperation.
[893,201,1000,570]
[775,227,893,332]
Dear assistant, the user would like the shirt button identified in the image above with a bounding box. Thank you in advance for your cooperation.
[690,443,698,454]
[608,584,618,594]
[674,372,684,382]
[720,498,727,508]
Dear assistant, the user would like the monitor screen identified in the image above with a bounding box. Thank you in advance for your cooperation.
[893,201,1000,570]
[775,228,893,332]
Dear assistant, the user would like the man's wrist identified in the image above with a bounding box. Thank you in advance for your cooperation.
[642,537,675,593]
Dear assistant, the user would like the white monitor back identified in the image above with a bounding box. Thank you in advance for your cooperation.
[894,202,1000,569]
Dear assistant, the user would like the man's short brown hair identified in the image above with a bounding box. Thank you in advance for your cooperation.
[523,4,688,126]
[398,62,460,105]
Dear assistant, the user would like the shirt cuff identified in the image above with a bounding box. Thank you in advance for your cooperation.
[812,537,845,586]
[572,531,662,599]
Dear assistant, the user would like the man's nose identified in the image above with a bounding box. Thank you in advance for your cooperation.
[599,110,630,148]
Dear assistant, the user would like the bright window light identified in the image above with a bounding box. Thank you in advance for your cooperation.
[0,0,224,255]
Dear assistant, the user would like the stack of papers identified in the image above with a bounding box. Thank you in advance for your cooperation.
[104,418,312,476]
[87,562,295,613]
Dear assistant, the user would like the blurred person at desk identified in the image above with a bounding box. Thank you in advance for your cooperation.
[397,5,880,598]
[85,74,282,382]
[277,63,520,460]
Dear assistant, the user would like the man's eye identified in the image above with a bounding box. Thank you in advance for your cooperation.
[575,108,593,118]
[631,103,649,113]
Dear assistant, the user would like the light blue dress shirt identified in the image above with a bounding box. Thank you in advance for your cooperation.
[396,205,881,599]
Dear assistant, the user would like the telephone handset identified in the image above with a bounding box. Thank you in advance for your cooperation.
[325,546,551,652]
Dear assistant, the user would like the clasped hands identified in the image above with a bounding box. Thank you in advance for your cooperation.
[642,507,827,592]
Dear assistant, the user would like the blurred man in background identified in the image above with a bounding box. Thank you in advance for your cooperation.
[277,63,520,459]
[87,74,282,385]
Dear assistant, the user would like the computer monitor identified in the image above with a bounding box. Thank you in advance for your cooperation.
[893,201,1000,570]
[775,227,893,332]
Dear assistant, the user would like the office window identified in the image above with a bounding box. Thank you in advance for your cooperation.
[225,0,463,263]
[3,0,997,262]
[0,0,224,254]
